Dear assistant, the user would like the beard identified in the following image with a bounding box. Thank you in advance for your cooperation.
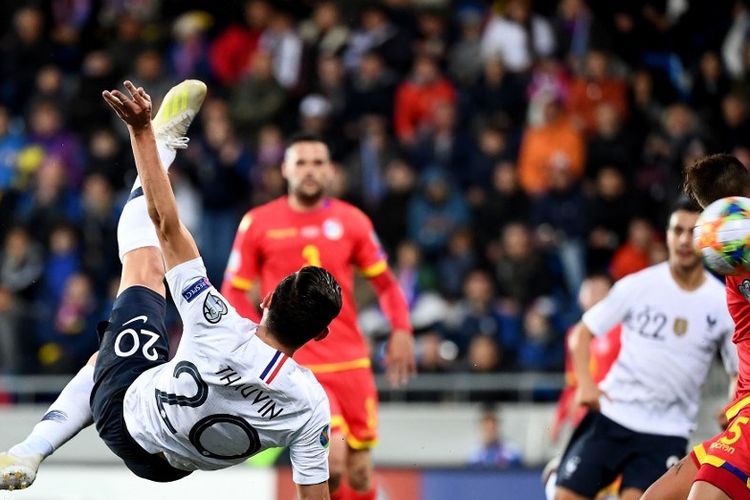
[293,183,325,205]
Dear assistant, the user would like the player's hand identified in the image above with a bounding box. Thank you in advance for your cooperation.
[102,81,152,130]
[385,330,416,387]
[716,407,730,430]
[575,382,608,412]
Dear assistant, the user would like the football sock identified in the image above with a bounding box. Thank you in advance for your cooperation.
[117,139,175,260]
[331,482,353,500]
[9,365,95,459]
[349,481,376,500]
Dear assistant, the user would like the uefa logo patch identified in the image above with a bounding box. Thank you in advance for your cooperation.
[182,277,210,303]
[320,424,330,448]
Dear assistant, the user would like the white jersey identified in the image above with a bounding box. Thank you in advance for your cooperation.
[582,262,737,438]
[123,258,330,485]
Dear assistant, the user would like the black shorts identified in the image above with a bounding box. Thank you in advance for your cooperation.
[89,285,191,483]
[555,411,687,496]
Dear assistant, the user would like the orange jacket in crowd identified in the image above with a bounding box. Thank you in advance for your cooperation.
[518,115,585,195]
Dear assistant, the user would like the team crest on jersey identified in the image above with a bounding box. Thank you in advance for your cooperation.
[673,318,688,336]
[322,218,343,240]
[740,279,750,302]
[319,424,330,448]
[203,292,228,323]
[182,277,210,303]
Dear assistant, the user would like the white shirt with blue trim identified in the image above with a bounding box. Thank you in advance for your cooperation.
[122,257,330,485]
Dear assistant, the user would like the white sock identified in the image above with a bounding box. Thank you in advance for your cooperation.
[117,139,177,261]
[545,471,557,500]
[9,365,95,459]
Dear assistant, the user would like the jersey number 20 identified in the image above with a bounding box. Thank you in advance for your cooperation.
[155,361,262,460]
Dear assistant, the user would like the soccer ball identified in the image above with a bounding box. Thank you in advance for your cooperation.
[694,196,750,275]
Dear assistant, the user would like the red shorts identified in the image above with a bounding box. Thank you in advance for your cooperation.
[313,366,378,450]
[691,405,750,500]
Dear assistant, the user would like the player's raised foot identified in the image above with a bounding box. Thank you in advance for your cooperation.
[0,452,42,491]
[151,79,207,150]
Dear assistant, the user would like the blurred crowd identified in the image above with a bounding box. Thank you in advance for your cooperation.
[0,0,746,384]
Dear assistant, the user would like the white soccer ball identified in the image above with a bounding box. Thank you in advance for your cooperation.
[694,196,750,275]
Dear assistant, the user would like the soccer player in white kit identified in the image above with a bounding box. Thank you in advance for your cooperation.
[554,198,738,500]
[0,80,337,500]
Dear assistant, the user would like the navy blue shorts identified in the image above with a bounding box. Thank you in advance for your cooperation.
[90,285,191,483]
[556,412,687,496]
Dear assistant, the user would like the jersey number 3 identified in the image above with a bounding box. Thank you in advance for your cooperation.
[155,361,261,460]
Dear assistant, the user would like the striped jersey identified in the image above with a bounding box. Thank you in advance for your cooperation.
[123,257,330,485]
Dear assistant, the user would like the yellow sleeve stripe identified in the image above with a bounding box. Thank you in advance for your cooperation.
[360,260,388,278]
[329,416,379,450]
[306,358,371,374]
[693,443,726,468]
[726,396,750,420]
[231,276,254,291]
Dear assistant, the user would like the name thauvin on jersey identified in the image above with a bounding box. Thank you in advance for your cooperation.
[216,366,284,420]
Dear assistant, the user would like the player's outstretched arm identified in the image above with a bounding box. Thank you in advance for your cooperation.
[103,81,199,270]
[296,481,330,500]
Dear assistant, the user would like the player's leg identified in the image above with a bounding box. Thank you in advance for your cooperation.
[640,454,697,500]
[554,413,627,500]
[0,352,99,491]
[617,429,687,500]
[337,368,379,499]
[89,81,206,482]
[347,448,375,498]
[317,377,346,496]
[687,481,732,500]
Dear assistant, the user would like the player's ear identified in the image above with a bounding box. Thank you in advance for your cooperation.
[260,292,273,310]
[314,327,330,342]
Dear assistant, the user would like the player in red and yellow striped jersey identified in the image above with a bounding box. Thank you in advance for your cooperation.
[221,133,415,500]
[643,154,750,500]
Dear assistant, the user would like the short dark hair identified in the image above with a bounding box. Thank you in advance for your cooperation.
[266,266,342,349]
[670,195,701,215]
[285,132,328,151]
[683,154,750,207]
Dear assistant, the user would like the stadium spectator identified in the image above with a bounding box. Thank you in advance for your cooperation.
[298,1,350,65]
[518,95,585,195]
[469,59,527,130]
[343,3,412,74]
[372,159,416,255]
[37,272,97,374]
[567,50,628,134]
[394,54,456,145]
[259,7,302,90]
[209,0,272,86]
[0,227,43,374]
[494,222,555,309]
[229,50,286,141]
[345,50,397,124]
[473,161,530,251]
[407,168,471,259]
[447,6,485,86]
[480,0,556,74]
[468,408,523,468]
[167,11,214,82]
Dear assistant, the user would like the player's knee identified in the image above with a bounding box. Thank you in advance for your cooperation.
[328,470,344,493]
[347,460,373,491]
